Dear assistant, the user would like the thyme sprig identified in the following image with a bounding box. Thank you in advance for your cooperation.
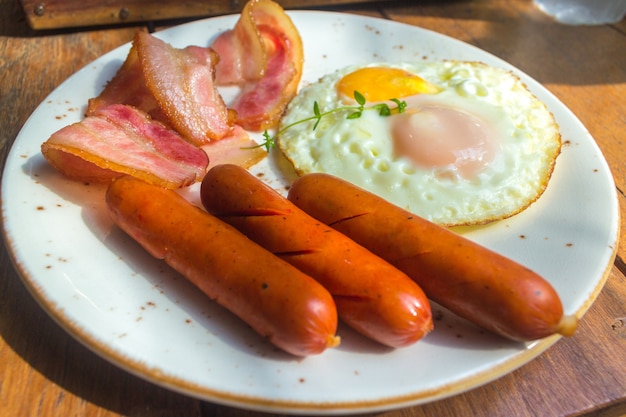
[249,91,407,152]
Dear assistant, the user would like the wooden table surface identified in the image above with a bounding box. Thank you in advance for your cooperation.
[1,0,625,416]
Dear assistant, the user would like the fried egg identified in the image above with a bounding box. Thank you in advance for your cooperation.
[277,61,561,226]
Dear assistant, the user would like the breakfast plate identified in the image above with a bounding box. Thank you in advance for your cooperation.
[1,11,619,414]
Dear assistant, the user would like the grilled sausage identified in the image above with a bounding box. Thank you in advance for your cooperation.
[288,172,577,341]
[200,164,433,347]
[106,175,340,356]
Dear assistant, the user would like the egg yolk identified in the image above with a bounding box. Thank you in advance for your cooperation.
[337,67,439,102]
[392,105,498,179]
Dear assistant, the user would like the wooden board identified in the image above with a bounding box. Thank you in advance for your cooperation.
[20,0,390,30]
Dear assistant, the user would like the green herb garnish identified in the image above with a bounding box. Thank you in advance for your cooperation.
[248,90,407,152]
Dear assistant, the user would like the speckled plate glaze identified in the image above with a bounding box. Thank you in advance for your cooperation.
[1,11,619,415]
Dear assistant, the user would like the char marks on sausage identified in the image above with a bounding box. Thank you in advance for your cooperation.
[106,176,340,356]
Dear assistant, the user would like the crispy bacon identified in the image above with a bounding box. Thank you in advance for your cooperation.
[86,42,168,125]
[211,0,304,131]
[136,32,234,145]
[88,32,234,146]
[41,104,209,189]
[42,1,303,188]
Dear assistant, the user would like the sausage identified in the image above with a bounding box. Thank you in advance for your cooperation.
[287,172,578,342]
[106,175,339,356]
[200,164,433,347]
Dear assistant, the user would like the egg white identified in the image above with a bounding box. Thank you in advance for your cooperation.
[277,61,561,226]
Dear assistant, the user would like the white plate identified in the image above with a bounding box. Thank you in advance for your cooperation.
[1,11,619,415]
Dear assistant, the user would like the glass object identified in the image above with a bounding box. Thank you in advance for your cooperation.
[534,0,626,24]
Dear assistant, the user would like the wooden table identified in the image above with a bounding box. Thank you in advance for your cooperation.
[1,0,625,415]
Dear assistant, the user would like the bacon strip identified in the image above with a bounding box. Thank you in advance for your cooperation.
[136,32,234,145]
[43,3,293,188]
[211,6,266,85]
[229,26,298,131]
[211,0,304,131]
[41,104,209,189]
[86,42,167,125]
[88,32,234,146]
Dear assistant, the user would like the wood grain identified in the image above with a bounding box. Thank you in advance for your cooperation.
[19,0,396,29]
[1,0,625,416]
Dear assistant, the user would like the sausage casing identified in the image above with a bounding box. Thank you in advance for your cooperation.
[106,175,340,356]
[200,164,433,347]
[288,172,577,341]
